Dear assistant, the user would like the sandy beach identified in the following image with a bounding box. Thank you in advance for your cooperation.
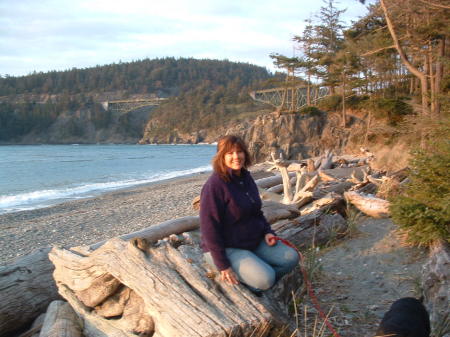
[0,166,273,266]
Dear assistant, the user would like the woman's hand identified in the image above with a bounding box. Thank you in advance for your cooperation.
[265,233,277,246]
[220,267,239,285]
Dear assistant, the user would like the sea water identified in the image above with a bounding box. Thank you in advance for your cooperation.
[0,144,216,214]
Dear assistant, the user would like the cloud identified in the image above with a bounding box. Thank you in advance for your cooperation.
[0,0,371,76]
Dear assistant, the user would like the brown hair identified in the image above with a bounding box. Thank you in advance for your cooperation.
[212,135,252,181]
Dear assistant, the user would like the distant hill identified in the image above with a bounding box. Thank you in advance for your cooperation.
[0,57,275,143]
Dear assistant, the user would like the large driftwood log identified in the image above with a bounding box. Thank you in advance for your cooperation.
[344,191,390,218]
[91,216,200,250]
[0,217,200,337]
[50,236,292,337]
[273,211,347,249]
[254,173,295,189]
[422,240,450,335]
[0,247,60,337]
[39,300,83,337]
[261,200,300,223]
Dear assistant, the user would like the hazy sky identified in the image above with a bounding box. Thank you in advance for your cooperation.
[0,0,371,77]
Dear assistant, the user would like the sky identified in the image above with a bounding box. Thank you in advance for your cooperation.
[0,0,371,77]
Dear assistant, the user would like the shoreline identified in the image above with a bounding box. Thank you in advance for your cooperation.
[0,172,210,265]
[0,165,273,266]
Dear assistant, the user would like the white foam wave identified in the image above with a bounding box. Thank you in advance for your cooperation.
[0,165,211,214]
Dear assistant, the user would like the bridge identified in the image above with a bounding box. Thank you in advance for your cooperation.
[102,98,167,113]
[249,85,329,114]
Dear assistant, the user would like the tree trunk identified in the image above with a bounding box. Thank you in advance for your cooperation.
[342,72,346,128]
[434,37,445,117]
[379,0,430,115]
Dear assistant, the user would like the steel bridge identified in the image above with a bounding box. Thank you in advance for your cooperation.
[102,98,167,113]
[249,85,329,114]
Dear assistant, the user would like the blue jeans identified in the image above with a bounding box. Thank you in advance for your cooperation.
[204,240,299,291]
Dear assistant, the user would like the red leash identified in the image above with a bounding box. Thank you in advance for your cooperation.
[274,236,342,337]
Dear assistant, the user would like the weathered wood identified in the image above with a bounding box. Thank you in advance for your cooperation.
[0,247,60,337]
[0,217,201,337]
[259,188,283,203]
[344,191,390,218]
[254,174,285,189]
[262,200,300,223]
[317,150,334,170]
[39,300,83,337]
[422,240,450,334]
[50,237,291,337]
[313,181,354,199]
[273,211,348,249]
[17,313,45,337]
[321,166,369,182]
[300,192,346,217]
[90,216,200,250]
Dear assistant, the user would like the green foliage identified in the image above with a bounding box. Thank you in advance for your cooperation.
[390,122,450,246]
[317,94,342,111]
[367,97,413,125]
[0,58,272,142]
[345,95,369,109]
[298,106,322,116]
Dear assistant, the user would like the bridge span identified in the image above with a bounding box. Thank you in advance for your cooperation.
[249,85,329,114]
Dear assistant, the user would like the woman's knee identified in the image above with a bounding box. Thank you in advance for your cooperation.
[283,246,300,268]
[248,269,276,290]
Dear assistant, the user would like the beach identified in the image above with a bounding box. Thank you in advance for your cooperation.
[0,166,272,265]
[0,173,209,265]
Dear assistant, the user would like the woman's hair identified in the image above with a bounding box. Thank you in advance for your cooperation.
[213,135,252,181]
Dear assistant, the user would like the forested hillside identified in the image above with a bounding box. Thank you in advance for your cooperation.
[0,58,273,143]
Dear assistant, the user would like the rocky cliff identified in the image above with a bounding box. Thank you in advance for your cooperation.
[140,110,367,163]
[233,111,365,162]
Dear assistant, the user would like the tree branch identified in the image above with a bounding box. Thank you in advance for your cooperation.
[419,0,450,9]
[361,44,396,56]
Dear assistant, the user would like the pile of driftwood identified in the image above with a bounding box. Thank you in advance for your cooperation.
[0,150,412,337]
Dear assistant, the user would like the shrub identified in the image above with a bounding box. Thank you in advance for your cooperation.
[367,97,413,125]
[390,121,450,246]
[317,95,341,111]
[346,95,369,109]
[298,106,321,116]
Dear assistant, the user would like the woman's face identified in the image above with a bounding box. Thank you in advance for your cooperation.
[224,146,245,172]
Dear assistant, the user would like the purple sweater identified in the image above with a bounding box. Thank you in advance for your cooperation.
[199,168,274,271]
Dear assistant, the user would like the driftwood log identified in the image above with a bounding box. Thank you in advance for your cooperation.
[344,191,390,218]
[422,240,450,335]
[49,234,293,337]
[39,300,83,337]
[0,247,60,337]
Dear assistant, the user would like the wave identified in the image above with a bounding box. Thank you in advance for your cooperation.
[0,165,211,214]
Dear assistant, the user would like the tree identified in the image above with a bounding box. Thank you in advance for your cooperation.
[312,0,346,94]
[359,0,449,116]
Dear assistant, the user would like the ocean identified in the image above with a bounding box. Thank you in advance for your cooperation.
[0,144,216,214]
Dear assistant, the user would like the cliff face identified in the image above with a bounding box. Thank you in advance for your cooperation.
[140,110,366,162]
[233,112,364,162]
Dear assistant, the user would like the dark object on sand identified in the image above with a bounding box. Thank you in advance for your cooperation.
[375,297,431,337]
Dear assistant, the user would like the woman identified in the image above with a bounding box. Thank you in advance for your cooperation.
[200,135,299,292]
